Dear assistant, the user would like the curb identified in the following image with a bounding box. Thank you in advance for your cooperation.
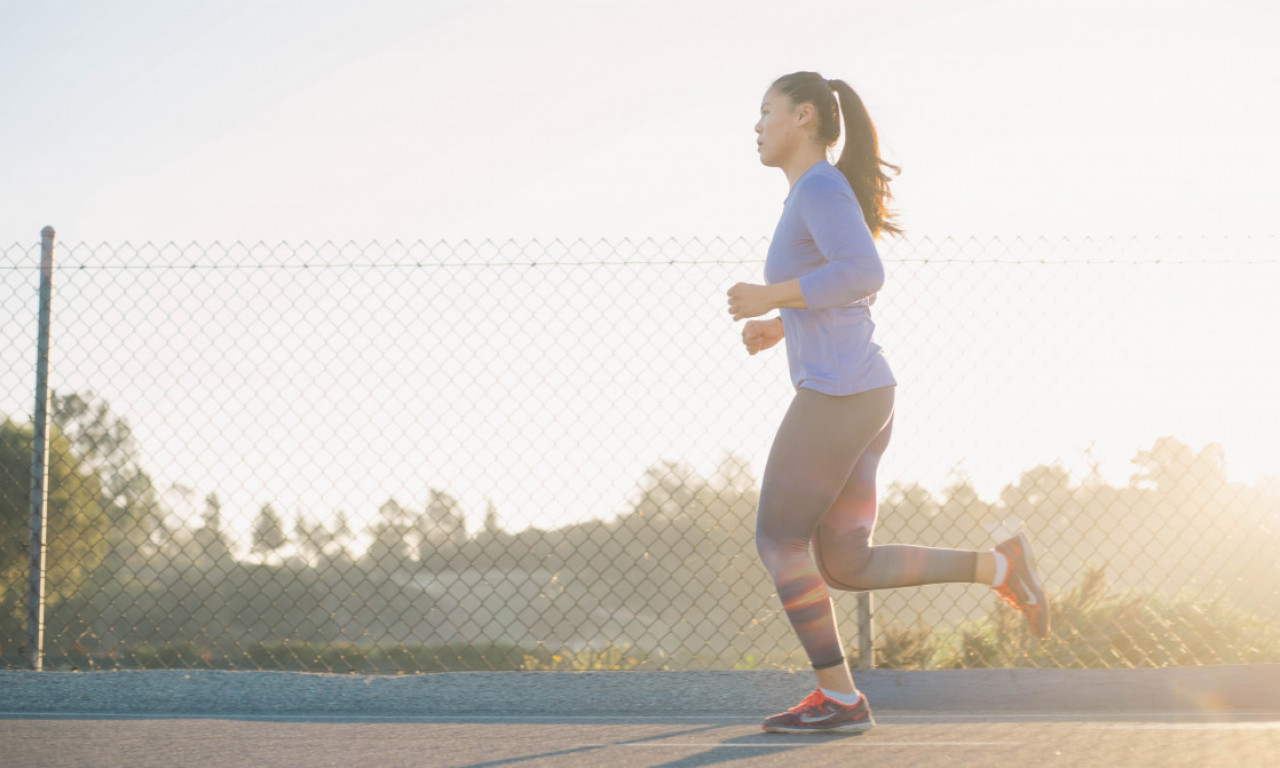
[2,667,1278,717]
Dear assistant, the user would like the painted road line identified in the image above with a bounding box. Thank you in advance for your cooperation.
[604,741,1024,747]
[4,710,1278,724]
[885,711,1280,721]
[0,711,759,722]
[1072,722,1280,730]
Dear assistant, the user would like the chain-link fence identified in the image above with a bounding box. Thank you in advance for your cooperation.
[2,233,1278,672]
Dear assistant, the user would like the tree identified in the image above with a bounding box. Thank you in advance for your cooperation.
[294,513,329,563]
[482,501,502,537]
[312,510,355,571]
[190,492,232,565]
[634,461,701,522]
[365,498,414,568]
[998,464,1074,533]
[329,510,354,559]
[251,503,287,554]
[50,391,163,567]
[423,490,466,547]
[0,419,108,623]
[1000,464,1072,509]
[885,481,939,519]
[939,479,988,538]
[201,492,224,534]
[1130,436,1227,500]
[711,454,756,495]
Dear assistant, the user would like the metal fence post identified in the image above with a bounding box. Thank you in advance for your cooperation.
[856,591,874,669]
[27,225,56,671]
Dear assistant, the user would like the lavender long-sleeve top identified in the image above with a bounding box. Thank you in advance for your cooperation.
[763,161,897,396]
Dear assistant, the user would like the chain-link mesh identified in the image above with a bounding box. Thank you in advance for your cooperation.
[2,235,1278,672]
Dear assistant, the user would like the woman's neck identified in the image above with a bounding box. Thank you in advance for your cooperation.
[782,146,828,188]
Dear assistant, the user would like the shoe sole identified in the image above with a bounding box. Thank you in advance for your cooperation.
[763,704,876,734]
[762,720,875,734]
[1006,532,1049,637]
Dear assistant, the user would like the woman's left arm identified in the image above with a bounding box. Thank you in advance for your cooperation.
[727,175,884,320]
[793,176,885,310]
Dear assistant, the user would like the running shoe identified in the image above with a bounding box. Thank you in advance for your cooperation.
[761,688,875,734]
[994,531,1050,638]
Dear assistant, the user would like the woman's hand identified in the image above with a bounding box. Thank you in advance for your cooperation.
[728,279,806,320]
[727,282,777,320]
[742,317,784,356]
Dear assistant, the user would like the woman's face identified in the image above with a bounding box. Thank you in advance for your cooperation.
[755,88,807,168]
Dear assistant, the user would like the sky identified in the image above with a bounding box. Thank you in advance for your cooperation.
[3,0,1279,540]
[3,0,1280,243]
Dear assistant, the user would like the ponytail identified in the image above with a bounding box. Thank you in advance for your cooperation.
[827,79,901,237]
[770,72,902,237]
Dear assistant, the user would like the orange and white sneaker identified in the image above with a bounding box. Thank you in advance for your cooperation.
[995,531,1050,638]
[761,688,875,734]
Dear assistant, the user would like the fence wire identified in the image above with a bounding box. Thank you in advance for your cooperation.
[2,235,1278,672]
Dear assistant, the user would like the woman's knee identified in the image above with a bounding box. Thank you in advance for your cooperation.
[755,527,798,573]
[755,515,815,580]
[815,526,874,590]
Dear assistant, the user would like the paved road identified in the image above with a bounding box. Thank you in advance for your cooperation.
[4,711,1279,767]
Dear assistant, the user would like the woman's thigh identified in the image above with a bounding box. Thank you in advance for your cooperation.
[757,386,895,547]
[820,415,893,536]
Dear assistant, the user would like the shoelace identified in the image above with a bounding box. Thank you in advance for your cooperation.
[790,689,829,714]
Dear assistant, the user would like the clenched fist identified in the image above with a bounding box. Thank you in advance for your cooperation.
[742,317,784,355]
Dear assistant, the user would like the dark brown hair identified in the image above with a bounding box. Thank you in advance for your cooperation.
[770,71,901,237]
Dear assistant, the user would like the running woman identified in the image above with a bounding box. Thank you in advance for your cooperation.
[727,71,1049,735]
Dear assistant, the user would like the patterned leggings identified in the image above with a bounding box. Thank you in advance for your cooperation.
[755,386,980,670]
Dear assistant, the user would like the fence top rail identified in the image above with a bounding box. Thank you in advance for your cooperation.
[2,234,1277,270]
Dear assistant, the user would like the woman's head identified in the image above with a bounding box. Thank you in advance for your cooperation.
[759,72,902,237]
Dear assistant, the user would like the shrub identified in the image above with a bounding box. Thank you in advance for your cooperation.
[931,566,1280,669]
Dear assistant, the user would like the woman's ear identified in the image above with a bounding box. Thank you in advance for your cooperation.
[794,101,815,128]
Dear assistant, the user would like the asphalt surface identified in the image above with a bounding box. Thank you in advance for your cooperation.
[3,667,1279,767]
[5,666,1279,716]
[4,711,1280,767]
